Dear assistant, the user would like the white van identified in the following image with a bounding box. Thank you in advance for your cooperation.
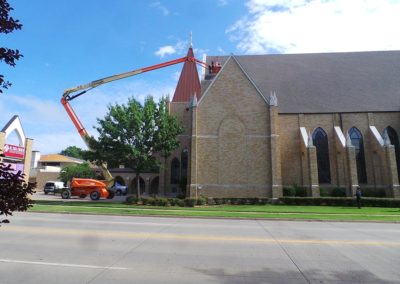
[44,181,65,194]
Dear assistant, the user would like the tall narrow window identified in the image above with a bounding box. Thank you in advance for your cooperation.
[181,149,188,182]
[170,158,180,184]
[384,126,400,181]
[312,127,331,183]
[349,127,367,183]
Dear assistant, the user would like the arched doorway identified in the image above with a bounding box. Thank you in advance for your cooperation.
[312,127,331,184]
[150,176,159,195]
[131,177,145,195]
[114,176,125,186]
[349,127,367,184]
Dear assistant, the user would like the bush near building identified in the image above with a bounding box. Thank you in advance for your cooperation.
[126,195,400,208]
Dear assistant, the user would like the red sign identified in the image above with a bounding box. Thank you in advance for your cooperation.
[3,144,25,159]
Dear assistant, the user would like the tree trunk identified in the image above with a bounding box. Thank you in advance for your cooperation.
[136,173,140,198]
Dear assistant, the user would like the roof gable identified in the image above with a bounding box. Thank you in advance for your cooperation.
[199,56,269,106]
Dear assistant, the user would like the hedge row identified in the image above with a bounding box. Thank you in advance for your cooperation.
[125,196,270,207]
[126,196,400,208]
[279,197,400,207]
[207,197,270,205]
[125,196,205,207]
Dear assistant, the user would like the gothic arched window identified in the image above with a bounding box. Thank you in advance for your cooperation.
[170,158,180,184]
[349,127,367,183]
[181,149,188,182]
[384,126,400,181]
[312,127,331,183]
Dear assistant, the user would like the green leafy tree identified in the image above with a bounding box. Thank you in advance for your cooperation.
[0,0,23,93]
[60,146,85,159]
[59,163,97,184]
[85,96,182,197]
[0,154,35,225]
[154,97,184,194]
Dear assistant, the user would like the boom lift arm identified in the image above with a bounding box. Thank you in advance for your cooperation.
[61,55,207,187]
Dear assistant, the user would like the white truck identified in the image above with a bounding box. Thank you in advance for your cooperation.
[43,181,65,195]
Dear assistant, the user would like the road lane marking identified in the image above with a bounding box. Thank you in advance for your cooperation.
[0,258,128,270]
[11,215,256,229]
[3,225,400,247]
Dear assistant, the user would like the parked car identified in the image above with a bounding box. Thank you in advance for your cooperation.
[44,181,65,195]
[109,182,127,196]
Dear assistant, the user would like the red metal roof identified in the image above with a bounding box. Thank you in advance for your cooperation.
[171,48,201,102]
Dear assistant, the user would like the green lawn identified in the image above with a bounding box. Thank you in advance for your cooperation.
[29,200,400,222]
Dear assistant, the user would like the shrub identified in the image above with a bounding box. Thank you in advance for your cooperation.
[214,198,224,205]
[176,199,185,207]
[362,188,386,198]
[184,198,197,207]
[140,197,153,205]
[168,198,178,206]
[331,187,346,197]
[126,196,139,204]
[176,193,186,199]
[319,187,329,197]
[294,185,308,197]
[283,186,296,197]
[196,196,207,206]
[156,198,170,207]
[279,197,400,207]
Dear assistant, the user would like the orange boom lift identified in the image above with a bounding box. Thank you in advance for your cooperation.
[61,54,208,200]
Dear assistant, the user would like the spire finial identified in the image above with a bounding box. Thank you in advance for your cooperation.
[190,31,193,48]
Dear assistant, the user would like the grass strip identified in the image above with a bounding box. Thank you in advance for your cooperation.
[30,200,400,222]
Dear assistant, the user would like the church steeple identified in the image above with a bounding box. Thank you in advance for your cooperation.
[171,46,201,102]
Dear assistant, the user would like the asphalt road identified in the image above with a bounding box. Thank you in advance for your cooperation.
[1,213,400,284]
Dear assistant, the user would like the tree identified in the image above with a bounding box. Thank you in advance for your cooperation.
[59,163,97,185]
[0,0,23,93]
[0,155,35,225]
[154,97,184,195]
[85,96,183,197]
[60,146,85,159]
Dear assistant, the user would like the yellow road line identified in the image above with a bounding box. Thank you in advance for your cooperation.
[4,225,400,247]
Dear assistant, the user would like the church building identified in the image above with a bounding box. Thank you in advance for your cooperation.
[160,47,400,199]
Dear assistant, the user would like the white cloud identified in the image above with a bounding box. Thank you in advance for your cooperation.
[150,2,170,16]
[227,0,400,54]
[155,45,176,58]
[154,40,188,58]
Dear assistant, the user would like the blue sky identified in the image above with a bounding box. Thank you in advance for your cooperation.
[2,0,400,154]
